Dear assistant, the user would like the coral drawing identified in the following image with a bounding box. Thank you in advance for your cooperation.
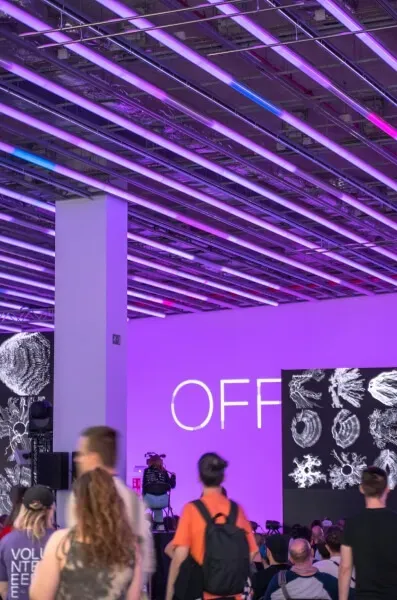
[291,410,322,448]
[0,464,31,514]
[368,371,397,407]
[0,397,40,459]
[289,370,325,409]
[331,409,360,449]
[0,333,51,395]
[328,450,367,490]
[289,454,327,488]
[374,450,397,490]
[328,368,365,409]
[369,408,397,449]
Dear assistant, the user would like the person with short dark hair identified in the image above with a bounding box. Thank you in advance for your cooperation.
[316,526,355,587]
[68,425,154,579]
[265,538,340,600]
[339,466,397,600]
[166,452,257,600]
[252,535,290,600]
[143,455,176,529]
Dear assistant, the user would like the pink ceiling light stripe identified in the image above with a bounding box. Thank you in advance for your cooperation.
[0,5,394,233]
[317,0,397,73]
[207,0,397,140]
[0,104,393,292]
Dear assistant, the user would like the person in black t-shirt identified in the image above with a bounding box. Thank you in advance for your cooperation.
[143,455,176,527]
[340,465,397,600]
[252,534,290,600]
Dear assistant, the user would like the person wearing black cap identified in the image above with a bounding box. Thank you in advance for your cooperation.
[252,535,290,600]
[0,485,55,600]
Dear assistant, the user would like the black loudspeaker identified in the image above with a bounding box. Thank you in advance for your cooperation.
[37,452,69,490]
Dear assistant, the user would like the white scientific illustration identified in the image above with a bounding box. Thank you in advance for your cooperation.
[0,333,51,395]
[289,454,327,488]
[374,450,397,490]
[0,396,41,460]
[0,464,31,514]
[328,368,365,409]
[289,370,325,409]
[369,408,397,449]
[291,410,322,448]
[368,371,397,406]
[328,450,367,489]
[331,409,360,449]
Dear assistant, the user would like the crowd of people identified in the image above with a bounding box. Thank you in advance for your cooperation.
[0,427,395,600]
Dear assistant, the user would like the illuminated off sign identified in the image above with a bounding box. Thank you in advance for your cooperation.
[171,378,281,431]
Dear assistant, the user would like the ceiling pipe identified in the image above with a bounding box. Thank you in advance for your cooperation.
[1,1,397,232]
[0,139,375,295]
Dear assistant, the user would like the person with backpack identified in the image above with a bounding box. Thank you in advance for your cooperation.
[166,452,257,600]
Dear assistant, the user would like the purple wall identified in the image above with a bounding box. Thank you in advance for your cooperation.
[127,293,397,524]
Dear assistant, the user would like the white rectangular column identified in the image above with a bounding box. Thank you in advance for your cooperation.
[53,194,127,489]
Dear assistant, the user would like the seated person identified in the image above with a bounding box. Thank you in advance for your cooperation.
[143,455,175,528]
[316,526,355,587]
[252,535,290,600]
[264,538,352,600]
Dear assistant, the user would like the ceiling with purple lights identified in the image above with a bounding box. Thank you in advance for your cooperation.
[0,0,396,326]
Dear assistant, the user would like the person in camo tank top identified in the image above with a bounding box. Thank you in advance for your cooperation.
[0,485,55,600]
[30,468,142,600]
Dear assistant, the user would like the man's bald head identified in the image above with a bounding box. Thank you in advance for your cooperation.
[289,538,312,565]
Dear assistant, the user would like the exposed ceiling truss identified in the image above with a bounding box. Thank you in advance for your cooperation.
[0,0,396,327]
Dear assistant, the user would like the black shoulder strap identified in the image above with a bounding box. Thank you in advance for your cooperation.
[228,501,238,525]
[192,500,213,525]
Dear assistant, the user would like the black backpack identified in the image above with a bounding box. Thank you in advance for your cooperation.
[192,499,250,596]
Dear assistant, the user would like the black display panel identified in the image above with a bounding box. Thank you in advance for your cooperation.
[282,368,397,525]
[0,333,54,513]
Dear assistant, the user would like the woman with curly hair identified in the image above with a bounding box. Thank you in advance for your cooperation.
[30,468,142,600]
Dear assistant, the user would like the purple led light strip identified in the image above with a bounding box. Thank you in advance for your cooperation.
[0,184,55,213]
[128,289,193,312]
[207,0,397,140]
[0,102,394,293]
[0,272,54,291]
[91,0,397,194]
[0,3,395,233]
[131,276,209,302]
[0,139,378,295]
[127,304,165,318]
[317,0,397,73]
[3,101,396,265]
[0,253,47,272]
